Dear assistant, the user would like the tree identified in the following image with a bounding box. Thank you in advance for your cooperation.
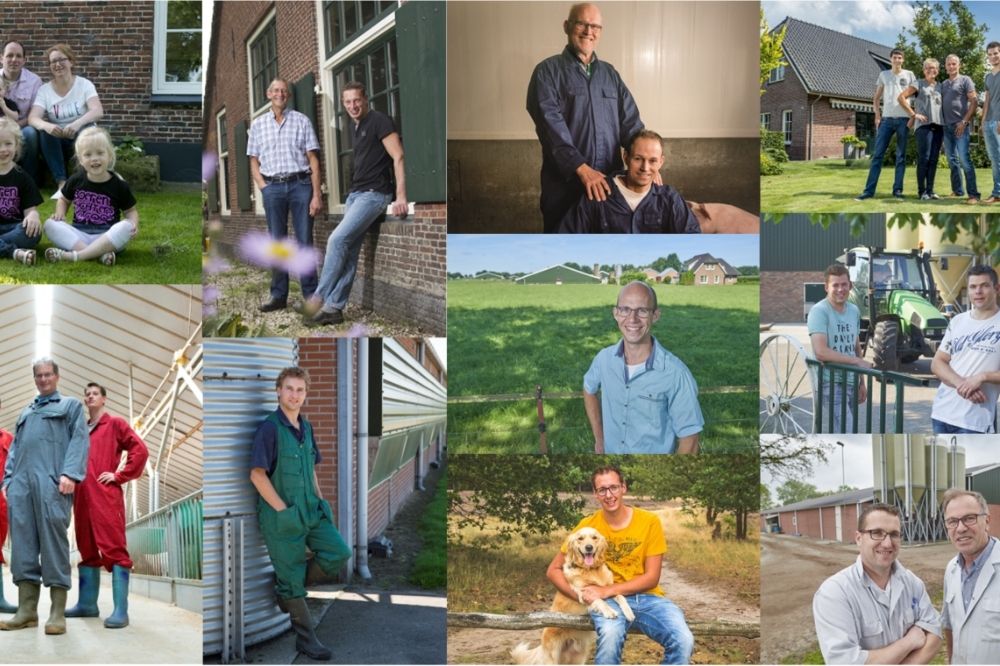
[760,9,787,95]
[679,270,695,286]
[761,435,831,482]
[760,484,773,511]
[776,479,822,507]
[895,2,987,89]
[619,270,649,285]
[737,265,760,276]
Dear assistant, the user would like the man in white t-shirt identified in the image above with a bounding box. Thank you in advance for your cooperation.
[856,49,917,201]
[931,265,1000,433]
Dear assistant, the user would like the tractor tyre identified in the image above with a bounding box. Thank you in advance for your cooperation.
[872,320,900,372]
[900,353,920,364]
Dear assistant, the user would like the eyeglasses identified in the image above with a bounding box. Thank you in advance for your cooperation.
[571,20,602,33]
[614,306,653,319]
[945,513,986,530]
[50,58,69,66]
[861,529,902,542]
[595,484,622,496]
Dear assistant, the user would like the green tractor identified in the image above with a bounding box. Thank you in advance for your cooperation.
[840,246,950,371]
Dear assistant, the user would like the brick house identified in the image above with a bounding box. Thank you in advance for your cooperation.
[9,1,202,180]
[203,1,446,334]
[685,253,740,286]
[761,17,893,161]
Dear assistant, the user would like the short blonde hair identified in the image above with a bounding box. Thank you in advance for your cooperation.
[0,117,23,160]
[74,126,116,170]
[923,58,940,70]
[46,43,77,66]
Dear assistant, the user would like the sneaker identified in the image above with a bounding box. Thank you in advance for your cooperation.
[920,193,931,200]
[929,193,941,200]
[13,249,35,265]
[100,251,116,266]
[967,197,983,205]
[951,192,964,198]
[307,309,345,326]
[893,191,904,199]
[985,197,1000,204]
[854,193,873,201]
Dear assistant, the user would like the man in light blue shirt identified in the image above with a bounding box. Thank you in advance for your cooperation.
[583,281,702,453]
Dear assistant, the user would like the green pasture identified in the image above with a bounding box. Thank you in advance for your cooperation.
[762,160,998,213]
[447,281,759,453]
[0,183,200,284]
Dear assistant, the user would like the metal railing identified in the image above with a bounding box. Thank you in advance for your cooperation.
[125,490,203,580]
[807,360,930,433]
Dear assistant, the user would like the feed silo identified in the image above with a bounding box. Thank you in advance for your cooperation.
[920,219,980,311]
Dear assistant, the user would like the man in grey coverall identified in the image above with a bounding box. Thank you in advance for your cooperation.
[0,358,88,635]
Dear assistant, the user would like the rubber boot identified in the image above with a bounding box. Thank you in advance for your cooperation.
[104,566,129,628]
[283,597,331,660]
[0,565,17,613]
[45,587,67,634]
[0,581,39,629]
[64,565,100,617]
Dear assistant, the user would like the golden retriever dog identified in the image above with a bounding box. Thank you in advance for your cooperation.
[511,527,635,664]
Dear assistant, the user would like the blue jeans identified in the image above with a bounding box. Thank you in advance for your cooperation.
[915,124,943,196]
[38,131,75,183]
[862,117,909,197]
[261,178,318,300]
[983,120,1000,198]
[942,122,978,197]
[590,594,694,665]
[315,190,391,311]
[932,418,984,434]
[17,125,39,185]
[0,222,40,258]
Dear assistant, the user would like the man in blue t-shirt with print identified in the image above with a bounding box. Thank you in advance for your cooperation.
[807,264,873,432]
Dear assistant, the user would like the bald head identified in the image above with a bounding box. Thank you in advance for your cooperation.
[564,3,603,62]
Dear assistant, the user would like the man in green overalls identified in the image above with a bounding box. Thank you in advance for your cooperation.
[250,366,351,660]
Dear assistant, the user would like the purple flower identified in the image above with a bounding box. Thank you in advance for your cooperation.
[345,323,370,338]
[203,255,231,275]
[238,231,319,277]
[202,151,218,181]
[203,286,219,317]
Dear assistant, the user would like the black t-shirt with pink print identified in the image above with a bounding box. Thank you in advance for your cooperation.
[62,171,137,227]
[0,166,42,226]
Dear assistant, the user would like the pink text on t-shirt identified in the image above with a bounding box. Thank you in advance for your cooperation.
[74,189,115,225]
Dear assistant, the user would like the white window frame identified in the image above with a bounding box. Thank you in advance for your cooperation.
[782,110,793,146]
[700,275,707,284]
[216,108,230,216]
[153,1,202,95]
[760,112,771,129]
[769,64,785,83]
[714,275,720,284]
[246,9,278,216]
[316,2,396,213]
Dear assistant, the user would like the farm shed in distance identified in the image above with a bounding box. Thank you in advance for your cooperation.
[761,488,875,543]
[515,264,603,285]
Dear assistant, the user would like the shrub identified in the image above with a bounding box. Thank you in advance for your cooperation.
[761,151,782,175]
[761,128,788,162]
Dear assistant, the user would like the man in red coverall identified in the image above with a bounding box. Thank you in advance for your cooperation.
[64,383,148,629]
[0,398,15,613]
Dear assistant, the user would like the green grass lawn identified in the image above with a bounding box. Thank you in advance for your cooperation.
[409,470,447,589]
[762,159,998,213]
[0,183,200,284]
[447,281,759,453]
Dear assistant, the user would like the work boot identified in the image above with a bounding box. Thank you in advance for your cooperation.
[65,565,101,617]
[45,586,67,634]
[283,597,331,660]
[0,565,16,613]
[104,566,129,628]
[0,581,39,629]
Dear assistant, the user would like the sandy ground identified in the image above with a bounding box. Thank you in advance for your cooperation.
[760,532,956,663]
[761,323,940,434]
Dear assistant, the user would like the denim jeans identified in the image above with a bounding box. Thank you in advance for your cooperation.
[941,122,979,197]
[983,120,1000,198]
[261,178,318,300]
[915,124,943,196]
[315,190,392,311]
[0,222,40,258]
[38,131,75,183]
[590,594,694,665]
[818,376,856,433]
[932,418,985,434]
[862,116,909,197]
[17,125,39,185]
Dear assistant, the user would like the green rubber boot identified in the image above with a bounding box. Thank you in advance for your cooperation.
[64,565,101,617]
[0,565,16,613]
[45,587,67,635]
[284,597,331,660]
[0,581,39,630]
[104,566,129,628]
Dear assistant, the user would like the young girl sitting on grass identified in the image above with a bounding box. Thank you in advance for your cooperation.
[0,117,42,265]
[44,126,137,265]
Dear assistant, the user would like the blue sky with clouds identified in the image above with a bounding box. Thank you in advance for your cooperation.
[763,1,1000,50]
[447,235,761,275]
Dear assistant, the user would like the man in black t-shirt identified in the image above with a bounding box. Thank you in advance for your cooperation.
[303,81,408,326]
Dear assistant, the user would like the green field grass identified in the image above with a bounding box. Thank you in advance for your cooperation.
[447,281,759,452]
[0,183,200,284]
[762,159,997,213]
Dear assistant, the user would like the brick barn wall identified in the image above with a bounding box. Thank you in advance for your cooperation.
[368,456,417,538]
[761,70,808,160]
[761,270,825,323]
[794,508,821,537]
[10,2,200,179]
[811,102,856,159]
[298,338,340,518]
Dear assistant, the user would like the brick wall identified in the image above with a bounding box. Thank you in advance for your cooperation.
[761,69,860,161]
[298,337,340,518]
[11,2,200,179]
[811,102,856,159]
[761,270,825,323]
[205,1,446,334]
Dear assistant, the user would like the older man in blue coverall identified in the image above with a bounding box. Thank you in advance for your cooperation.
[527,2,646,233]
[0,358,88,636]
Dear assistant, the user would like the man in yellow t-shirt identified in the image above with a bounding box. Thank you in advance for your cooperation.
[546,465,694,664]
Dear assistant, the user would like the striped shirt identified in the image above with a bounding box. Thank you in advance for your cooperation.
[246,108,320,177]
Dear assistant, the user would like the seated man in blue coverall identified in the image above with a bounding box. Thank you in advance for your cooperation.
[559,130,700,233]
